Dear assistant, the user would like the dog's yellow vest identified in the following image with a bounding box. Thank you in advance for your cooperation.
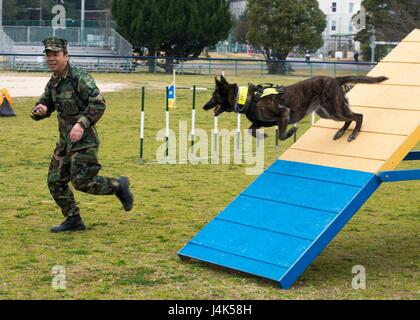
[237,86,280,108]
[237,86,249,106]
[259,88,279,98]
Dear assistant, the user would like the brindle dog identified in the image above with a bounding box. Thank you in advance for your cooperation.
[203,75,388,142]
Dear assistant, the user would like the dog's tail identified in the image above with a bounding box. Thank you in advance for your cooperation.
[335,76,388,86]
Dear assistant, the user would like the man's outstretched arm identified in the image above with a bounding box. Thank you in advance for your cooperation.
[30,82,55,121]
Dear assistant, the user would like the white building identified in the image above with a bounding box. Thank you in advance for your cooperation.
[227,0,362,57]
[317,0,362,57]
[318,0,361,36]
[229,0,247,19]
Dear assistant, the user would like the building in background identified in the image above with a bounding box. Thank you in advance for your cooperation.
[227,0,362,58]
[0,0,132,72]
[317,0,362,58]
[229,0,247,19]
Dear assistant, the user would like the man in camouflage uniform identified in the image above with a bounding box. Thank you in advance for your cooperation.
[31,37,134,233]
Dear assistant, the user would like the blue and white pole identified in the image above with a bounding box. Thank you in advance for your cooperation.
[165,86,170,161]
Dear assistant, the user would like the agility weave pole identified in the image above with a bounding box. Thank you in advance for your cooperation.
[178,28,420,289]
[165,86,170,161]
[191,85,196,154]
[139,87,145,163]
[213,115,219,158]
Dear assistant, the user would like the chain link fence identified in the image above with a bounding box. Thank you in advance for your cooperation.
[0,53,375,76]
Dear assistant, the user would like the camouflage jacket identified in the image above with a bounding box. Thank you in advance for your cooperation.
[31,64,105,151]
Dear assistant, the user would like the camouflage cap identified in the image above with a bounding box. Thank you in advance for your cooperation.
[43,37,68,52]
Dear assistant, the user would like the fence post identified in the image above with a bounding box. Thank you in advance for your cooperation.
[333,63,337,77]
[260,61,264,77]
[235,60,238,76]
[208,60,212,75]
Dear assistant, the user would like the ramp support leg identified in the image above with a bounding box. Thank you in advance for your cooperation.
[379,151,419,182]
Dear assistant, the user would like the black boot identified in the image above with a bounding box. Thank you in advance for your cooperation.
[50,214,86,233]
[116,176,134,211]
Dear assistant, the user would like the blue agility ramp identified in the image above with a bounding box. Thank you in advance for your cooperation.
[178,160,383,289]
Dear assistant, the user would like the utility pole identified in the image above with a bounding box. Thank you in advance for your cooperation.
[0,0,3,30]
[81,0,85,45]
[370,29,376,63]
[39,0,42,26]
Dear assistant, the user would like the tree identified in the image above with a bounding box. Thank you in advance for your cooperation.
[95,0,113,9]
[247,0,326,74]
[3,0,19,21]
[232,11,249,44]
[112,0,233,73]
[355,0,420,61]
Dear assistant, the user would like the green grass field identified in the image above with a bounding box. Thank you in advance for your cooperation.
[0,72,418,299]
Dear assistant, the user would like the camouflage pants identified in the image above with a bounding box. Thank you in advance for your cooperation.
[47,144,120,217]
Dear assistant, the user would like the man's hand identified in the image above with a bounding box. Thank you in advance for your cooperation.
[33,104,48,117]
[70,123,84,143]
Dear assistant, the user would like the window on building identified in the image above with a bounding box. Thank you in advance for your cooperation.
[331,20,336,31]
[349,2,354,13]
[349,22,353,33]
[332,2,337,12]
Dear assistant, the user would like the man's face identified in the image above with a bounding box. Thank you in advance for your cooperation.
[45,50,68,74]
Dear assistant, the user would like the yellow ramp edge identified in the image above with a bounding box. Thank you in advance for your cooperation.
[381,125,420,171]
[280,28,420,173]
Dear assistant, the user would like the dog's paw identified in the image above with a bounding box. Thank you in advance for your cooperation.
[286,127,297,139]
[347,133,358,142]
[333,131,345,140]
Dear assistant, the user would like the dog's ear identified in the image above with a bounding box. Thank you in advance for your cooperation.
[215,76,222,87]
[220,75,228,85]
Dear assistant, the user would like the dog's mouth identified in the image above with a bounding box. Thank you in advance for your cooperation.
[203,104,232,116]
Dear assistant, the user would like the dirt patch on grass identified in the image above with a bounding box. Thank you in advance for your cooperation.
[0,75,128,98]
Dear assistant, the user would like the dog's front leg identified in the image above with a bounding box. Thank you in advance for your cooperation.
[276,107,296,141]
